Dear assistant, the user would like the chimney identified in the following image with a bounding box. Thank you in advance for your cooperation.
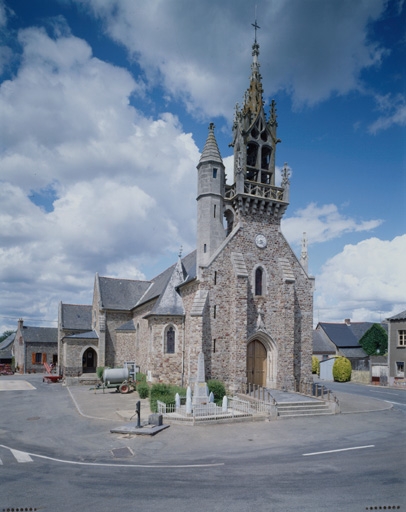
[18,318,24,331]
[344,318,351,325]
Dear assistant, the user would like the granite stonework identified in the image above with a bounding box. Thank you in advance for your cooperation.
[58,36,314,393]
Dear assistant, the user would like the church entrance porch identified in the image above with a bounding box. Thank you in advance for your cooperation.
[247,340,267,387]
[82,347,97,373]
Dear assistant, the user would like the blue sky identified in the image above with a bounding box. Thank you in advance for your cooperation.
[0,0,405,332]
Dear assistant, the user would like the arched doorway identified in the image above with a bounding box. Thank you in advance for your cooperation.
[82,347,97,373]
[247,340,267,387]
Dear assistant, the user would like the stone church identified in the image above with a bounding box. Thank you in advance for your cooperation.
[58,36,314,393]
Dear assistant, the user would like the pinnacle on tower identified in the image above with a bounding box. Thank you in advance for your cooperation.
[199,123,223,165]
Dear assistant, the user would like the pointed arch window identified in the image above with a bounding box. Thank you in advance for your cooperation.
[255,267,264,296]
[247,142,258,168]
[261,146,272,170]
[165,326,175,354]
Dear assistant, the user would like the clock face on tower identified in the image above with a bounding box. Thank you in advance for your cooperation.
[255,234,267,248]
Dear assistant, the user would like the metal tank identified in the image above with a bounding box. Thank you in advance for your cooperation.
[103,367,129,386]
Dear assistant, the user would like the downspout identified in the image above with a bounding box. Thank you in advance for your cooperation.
[181,317,185,388]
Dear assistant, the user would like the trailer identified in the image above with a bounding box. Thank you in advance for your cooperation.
[101,366,135,394]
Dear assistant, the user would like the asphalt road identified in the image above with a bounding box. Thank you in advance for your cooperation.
[316,379,406,410]
[1,375,405,512]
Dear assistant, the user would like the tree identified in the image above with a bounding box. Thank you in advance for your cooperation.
[359,324,388,356]
[0,330,15,343]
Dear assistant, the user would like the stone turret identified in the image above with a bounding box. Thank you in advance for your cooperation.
[196,123,226,277]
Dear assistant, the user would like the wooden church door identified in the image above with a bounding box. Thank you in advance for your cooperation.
[247,340,267,387]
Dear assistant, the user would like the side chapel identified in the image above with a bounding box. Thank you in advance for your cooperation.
[58,33,315,393]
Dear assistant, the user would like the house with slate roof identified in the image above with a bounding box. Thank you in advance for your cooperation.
[314,320,388,370]
[13,319,58,373]
[58,34,315,393]
[387,310,406,384]
[0,332,15,365]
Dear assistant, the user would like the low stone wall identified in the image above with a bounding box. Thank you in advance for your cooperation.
[351,370,370,384]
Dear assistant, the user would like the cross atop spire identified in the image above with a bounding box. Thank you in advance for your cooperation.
[252,19,260,43]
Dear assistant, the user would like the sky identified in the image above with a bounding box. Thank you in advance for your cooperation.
[0,0,405,333]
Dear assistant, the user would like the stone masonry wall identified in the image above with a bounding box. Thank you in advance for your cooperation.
[195,212,313,392]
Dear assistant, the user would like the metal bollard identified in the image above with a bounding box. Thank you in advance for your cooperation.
[135,400,141,428]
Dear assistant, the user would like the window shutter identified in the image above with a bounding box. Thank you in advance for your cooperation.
[31,353,36,364]
[42,353,47,363]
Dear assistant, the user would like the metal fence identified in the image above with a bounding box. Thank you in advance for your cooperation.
[156,396,267,424]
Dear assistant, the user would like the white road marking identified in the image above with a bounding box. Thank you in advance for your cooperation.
[303,445,375,457]
[369,390,399,396]
[0,444,223,468]
[10,448,33,463]
[383,400,406,406]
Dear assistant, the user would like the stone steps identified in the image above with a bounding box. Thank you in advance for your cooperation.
[277,400,333,419]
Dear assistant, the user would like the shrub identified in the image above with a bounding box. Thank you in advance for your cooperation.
[149,383,186,412]
[207,379,226,404]
[333,357,352,382]
[136,372,147,383]
[312,356,320,375]
[96,367,105,381]
[137,381,150,399]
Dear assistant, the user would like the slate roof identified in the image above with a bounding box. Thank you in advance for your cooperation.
[199,124,223,164]
[0,332,15,359]
[148,257,187,316]
[0,332,15,350]
[340,347,369,359]
[98,276,151,310]
[387,310,406,321]
[116,319,136,331]
[312,329,336,354]
[349,321,388,339]
[20,326,58,344]
[137,251,197,308]
[318,323,360,348]
[61,304,92,330]
[65,330,99,339]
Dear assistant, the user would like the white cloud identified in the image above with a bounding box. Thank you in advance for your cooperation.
[368,94,406,133]
[281,203,383,246]
[74,0,388,117]
[0,25,200,331]
[315,235,406,323]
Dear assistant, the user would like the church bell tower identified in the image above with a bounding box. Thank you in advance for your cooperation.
[226,28,290,222]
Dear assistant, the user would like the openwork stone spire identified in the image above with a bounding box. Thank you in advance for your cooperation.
[242,40,264,118]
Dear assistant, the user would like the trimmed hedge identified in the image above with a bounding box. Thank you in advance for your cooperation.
[207,379,226,404]
[149,383,186,413]
[333,357,352,382]
[312,356,320,375]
